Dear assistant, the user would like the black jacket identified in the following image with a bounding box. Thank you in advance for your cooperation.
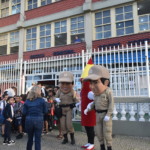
[3,103,14,120]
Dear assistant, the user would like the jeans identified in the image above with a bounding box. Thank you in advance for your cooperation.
[4,120,12,142]
[25,117,43,150]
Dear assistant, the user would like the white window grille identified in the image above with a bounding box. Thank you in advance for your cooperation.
[95,10,111,39]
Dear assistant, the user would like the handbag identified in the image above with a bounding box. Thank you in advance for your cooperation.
[55,104,62,119]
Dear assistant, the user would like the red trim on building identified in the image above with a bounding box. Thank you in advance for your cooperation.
[25,0,84,20]
[23,42,86,60]
[0,14,20,27]
[93,32,150,49]
[0,53,18,62]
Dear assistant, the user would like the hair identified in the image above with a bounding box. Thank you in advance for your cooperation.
[2,94,8,98]
[101,78,110,87]
[7,96,14,102]
[27,85,42,101]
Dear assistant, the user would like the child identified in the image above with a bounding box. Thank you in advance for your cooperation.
[84,65,114,150]
[3,96,15,146]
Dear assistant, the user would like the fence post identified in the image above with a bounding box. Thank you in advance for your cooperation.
[82,50,85,71]
[145,41,150,97]
[19,59,23,95]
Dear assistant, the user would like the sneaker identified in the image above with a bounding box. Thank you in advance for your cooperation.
[16,133,23,139]
[8,140,15,146]
[3,141,8,145]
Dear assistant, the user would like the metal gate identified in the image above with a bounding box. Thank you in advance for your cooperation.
[0,41,150,97]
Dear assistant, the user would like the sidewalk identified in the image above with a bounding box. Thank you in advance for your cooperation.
[0,130,150,150]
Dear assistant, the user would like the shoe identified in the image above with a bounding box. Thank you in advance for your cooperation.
[81,143,90,148]
[16,133,23,139]
[62,134,68,144]
[8,140,15,146]
[3,141,8,145]
[85,145,94,150]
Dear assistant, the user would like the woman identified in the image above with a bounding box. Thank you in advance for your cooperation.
[23,86,47,150]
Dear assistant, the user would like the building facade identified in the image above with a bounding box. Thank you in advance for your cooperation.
[0,0,150,95]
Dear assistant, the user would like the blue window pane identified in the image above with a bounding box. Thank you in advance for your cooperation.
[33,0,37,3]
[78,16,84,22]
[26,34,31,39]
[33,4,37,9]
[28,5,32,10]
[95,19,102,25]
[103,10,110,17]
[139,24,148,31]
[117,29,124,36]
[61,27,66,32]
[40,31,45,36]
[125,21,133,27]
[27,40,31,46]
[139,16,148,23]
[46,24,51,30]
[40,43,45,49]
[55,22,60,28]
[116,14,124,21]
[55,28,60,33]
[41,1,45,6]
[71,24,77,30]
[103,17,110,24]
[32,40,36,44]
[96,33,103,39]
[32,28,36,32]
[40,25,45,31]
[124,5,132,12]
[104,25,111,31]
[78,22,84,28]
[71,18,77,23]
[116,7,123,14]
[46,42,50,47]
[116,22,124,28]
[28,0,32,5]
[40,37,45,43]
[104,31,111,38]
[95,12,102,19]
[46,37,51,41]
[46,30,50,35]
[96,26,102,32]
[126,27,134,34]
[32,33,36,38]
[78,29,84,33]
[32,44,36,50]
[125,13,133,20]
[61,20,66,26]
[47,0,51,4]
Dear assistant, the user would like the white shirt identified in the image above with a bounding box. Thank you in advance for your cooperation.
[0,100,7,110]
[11,105,14,118]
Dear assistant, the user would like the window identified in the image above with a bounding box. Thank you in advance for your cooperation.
[26,27,37,51]
[12,0,21,14]
[28,0,37,10]
[0,34,7,55]
[138,0,150,15]
[71,16,84,43]
[10,31,19,54]
[115,5,134,36]
[55,20,67,46]
[1,0,9,18]
[139,15,150,31]
[95,10,111,39]
[40,24,51,49]
[41,0,52,6]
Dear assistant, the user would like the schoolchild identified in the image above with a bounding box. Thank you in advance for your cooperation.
[3,97,15,146]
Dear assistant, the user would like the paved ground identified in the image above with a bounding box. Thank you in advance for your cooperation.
[0,130,150,150]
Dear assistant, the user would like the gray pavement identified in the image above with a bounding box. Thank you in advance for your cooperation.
[0,130,150,150]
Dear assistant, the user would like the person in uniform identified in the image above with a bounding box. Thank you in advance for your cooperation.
[84,65,114,150]
[55,71,80,145]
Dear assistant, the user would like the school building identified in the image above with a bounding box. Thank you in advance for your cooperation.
[0,0,150,96]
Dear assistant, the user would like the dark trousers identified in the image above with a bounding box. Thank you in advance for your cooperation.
[85,126,95,144]
[4,120,12,142]
[25,117,43,150]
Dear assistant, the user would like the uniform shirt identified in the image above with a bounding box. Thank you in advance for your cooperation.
[0,100,7,111]
[91,87,114,117]
[56,90,79,105]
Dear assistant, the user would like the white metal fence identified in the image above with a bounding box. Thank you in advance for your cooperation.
[0,41,150,98]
